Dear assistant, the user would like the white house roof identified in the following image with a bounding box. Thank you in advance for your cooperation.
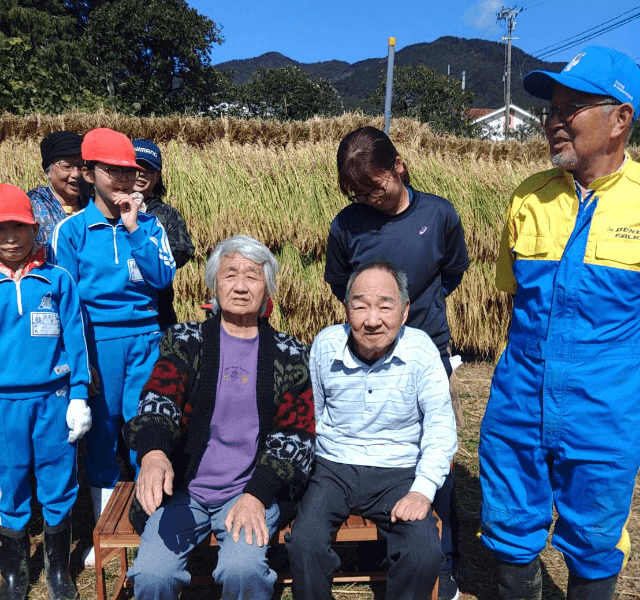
[471,103,537,125]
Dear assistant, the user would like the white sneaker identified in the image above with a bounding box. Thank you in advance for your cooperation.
[83,545,96,568]
[83,487,114,569]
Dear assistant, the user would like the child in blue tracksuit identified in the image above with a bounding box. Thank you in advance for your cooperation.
[0,184,91,600]
[51,128,176,567]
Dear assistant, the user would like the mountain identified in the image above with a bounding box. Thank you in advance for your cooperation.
[215,36,565,112]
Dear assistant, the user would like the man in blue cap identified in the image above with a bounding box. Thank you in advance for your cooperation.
[479,46,640,600]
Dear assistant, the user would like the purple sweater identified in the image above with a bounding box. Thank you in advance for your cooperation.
[188,327,260,506]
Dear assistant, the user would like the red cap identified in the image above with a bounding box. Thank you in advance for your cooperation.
[82,128,145,169]
[0,184,36,225]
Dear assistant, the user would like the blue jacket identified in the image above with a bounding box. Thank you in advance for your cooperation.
[51,200,176,341]
[0,257,90,399]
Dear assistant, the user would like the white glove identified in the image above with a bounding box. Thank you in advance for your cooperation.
[450,355,463,372]
[66,399,92,443]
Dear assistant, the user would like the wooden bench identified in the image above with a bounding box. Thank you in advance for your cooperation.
[94,481,440,600]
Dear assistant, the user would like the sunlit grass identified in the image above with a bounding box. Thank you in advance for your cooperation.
[4,112,637,356]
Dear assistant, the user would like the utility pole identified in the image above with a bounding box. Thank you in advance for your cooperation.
[497,7,522,139]
[383,37,396,135]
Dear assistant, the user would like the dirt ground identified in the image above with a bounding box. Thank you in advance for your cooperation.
[21,361,640,600]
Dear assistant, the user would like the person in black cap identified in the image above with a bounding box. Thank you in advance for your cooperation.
[479,46,640,600]
[132,139,195,329]
[27,131,89,255]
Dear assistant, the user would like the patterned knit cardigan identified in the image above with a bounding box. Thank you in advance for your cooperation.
[124,313,316,533]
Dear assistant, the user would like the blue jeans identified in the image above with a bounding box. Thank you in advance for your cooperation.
[127,491,280,600]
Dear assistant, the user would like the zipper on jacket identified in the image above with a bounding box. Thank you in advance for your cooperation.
[15,279,23,315]
[112,226,119,265]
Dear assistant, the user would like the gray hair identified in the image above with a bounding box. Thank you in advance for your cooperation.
[205,235,279,314]
[344,261,410,307]
[600,98,635,147]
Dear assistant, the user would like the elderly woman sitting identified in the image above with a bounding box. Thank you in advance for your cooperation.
[124,235,315,600]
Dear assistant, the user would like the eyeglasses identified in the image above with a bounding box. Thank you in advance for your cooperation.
[540,100,620,126]
[95,165,140,181]
[347,169,395,204]
[54,160,84,173]
[136,168,158,178]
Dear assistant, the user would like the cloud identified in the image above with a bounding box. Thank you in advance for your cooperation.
[463,0,502,31]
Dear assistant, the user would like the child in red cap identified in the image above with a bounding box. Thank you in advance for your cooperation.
[50,128,176,567]
[0,184,91,600]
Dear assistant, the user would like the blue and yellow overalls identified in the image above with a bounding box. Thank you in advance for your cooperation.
[479,157,640,579]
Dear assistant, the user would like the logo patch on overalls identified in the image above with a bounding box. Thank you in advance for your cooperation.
[31,312,60,337]
[128,259,144,282]
[38,292,53,310]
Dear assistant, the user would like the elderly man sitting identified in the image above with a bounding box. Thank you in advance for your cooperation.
[123,235,315,600]
[286,261,457,600]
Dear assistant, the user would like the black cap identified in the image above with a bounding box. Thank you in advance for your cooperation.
[40,131,83,171]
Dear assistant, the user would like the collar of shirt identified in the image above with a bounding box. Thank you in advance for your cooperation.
[48,183,79,211]
[572,153,630,202]
[333,325,408,370]
[0,246,45,281]
[86,198,119,228]
[573,181,595,205]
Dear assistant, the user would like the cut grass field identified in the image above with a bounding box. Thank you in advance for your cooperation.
[22,360,640,600]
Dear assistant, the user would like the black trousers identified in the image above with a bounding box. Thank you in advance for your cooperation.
[435,351,460,573]
[287,457,444,600]
[432,468,459,572]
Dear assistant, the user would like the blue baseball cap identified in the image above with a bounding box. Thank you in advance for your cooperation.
[523,46,640,121]
[133,139,162,171]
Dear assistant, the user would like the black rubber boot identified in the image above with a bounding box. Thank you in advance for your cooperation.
[0,531,30,600]
[43,522,77,600]
[567,572,618,600]
[496,558,542,600]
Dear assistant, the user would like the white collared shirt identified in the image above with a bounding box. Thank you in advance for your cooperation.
[310,324,457,501]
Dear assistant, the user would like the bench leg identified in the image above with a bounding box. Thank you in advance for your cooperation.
[93,525,106,600]
[93,531,130,600]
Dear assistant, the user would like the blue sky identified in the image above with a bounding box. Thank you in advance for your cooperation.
[188,0,638,67]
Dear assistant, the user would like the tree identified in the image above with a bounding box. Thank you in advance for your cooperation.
[240,66,343,121]
[0,0,102,114]
[0,0,228,115]
[81,0,225,115]
[370,64,477,136]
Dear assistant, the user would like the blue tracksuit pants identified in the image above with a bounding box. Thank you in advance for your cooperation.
[0,389,77,533]
[85,331,161,489]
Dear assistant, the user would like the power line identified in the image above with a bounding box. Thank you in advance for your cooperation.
[532,8,640,59]
[536,13,640,59]
[520,0,554,11]
[533,7,639,56]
